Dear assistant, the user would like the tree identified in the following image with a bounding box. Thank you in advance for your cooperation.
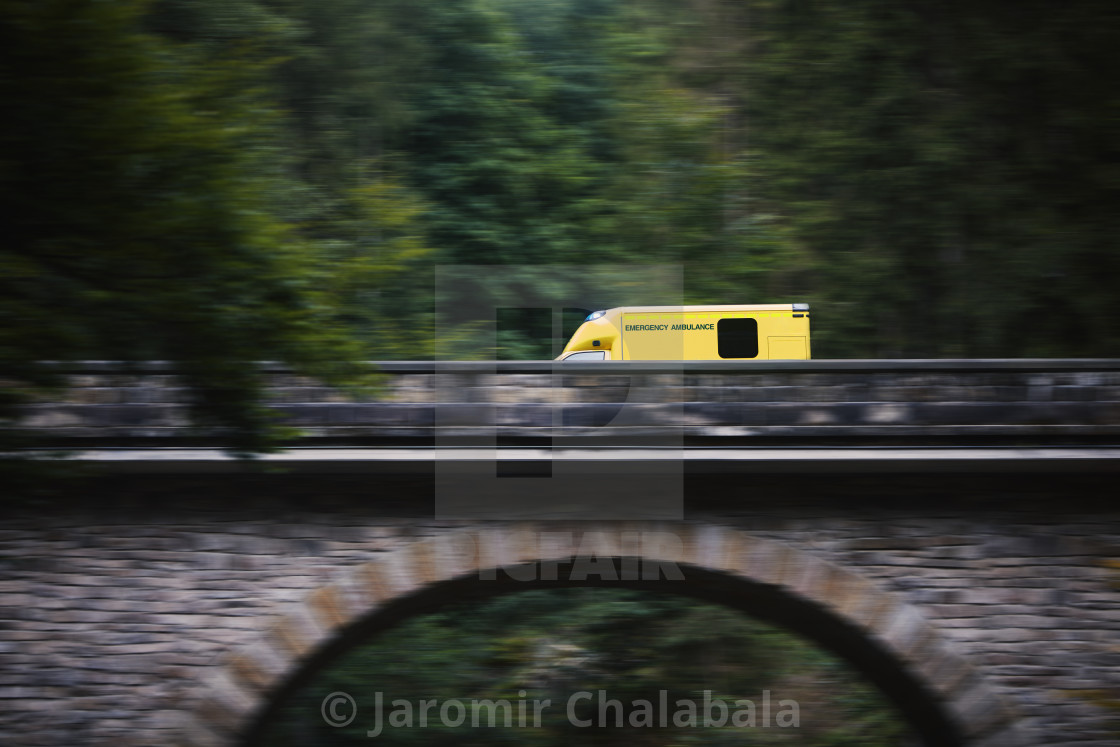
[740,0,1120,356]
[259,588,912,745]
[0,0,388,453]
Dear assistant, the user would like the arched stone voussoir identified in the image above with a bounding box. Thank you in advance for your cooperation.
[730,533,797,587]
[948,675,1024,742]
[969,721,1037,747]
[189,666,259,740]
[680,522,742,571]
[183,523,1028,747]
[715,528,1026,744]
[173,711,232,747]
[473,522,556,571]
[227,638,294,696]
[416,529,486,581]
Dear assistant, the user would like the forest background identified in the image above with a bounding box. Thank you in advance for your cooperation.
[3,0,1119,446]
[3,2,1117,738]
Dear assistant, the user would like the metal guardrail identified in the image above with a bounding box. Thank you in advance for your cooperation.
[13,360,1120,474]
[37,359,1120,374]
[55,445,1120,474]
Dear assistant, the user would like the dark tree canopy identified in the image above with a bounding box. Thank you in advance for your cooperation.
[3,0,1119,450]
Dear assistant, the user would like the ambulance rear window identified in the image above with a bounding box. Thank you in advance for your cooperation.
[717,318,759,358]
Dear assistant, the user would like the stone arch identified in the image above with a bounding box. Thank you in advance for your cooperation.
[178,523,1027,747]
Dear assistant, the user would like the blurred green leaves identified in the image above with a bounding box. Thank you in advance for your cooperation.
[0,0,424,452]
[740,0,1120,356]
[4,0,1119,455]
[259,589,913,746]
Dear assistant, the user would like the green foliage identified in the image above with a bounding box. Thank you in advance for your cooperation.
[395,1,609,269]
[739,0,1120,356]
[0,0,426,453]
[259,589,912,745]
[145,0,438,359]
[4,0,1119,459]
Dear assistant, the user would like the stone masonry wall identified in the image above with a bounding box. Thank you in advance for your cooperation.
[14,361,1120,444]
[1,485,1117,746]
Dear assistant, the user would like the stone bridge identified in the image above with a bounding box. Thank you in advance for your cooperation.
[2,361,1120,746]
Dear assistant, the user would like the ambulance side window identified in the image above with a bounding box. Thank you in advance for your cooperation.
[564,351,607,361]
[717,318,759,358]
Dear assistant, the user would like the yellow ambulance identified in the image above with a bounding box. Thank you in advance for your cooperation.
[556,304,811,361]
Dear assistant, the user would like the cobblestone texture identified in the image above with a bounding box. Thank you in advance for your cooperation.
[3,364,1119,745]
[14,363,1120,442]
[1,497,1117,746]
